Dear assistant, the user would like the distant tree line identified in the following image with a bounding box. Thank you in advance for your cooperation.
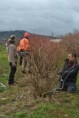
[0,30,26,40]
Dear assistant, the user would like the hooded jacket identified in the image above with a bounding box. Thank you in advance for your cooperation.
[59,59,79,83]
[8,44,17,66]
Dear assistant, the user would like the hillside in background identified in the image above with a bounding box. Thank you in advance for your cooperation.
[0,30,26,40]
[0,30,55,41]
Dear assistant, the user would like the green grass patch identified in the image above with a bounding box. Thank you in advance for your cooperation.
[0,44,9,92]
[28,103,79,118]
[11,102,79,118]
[10,111,27,118]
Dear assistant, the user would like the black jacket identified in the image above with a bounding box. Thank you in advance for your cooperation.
[59,59,79,83]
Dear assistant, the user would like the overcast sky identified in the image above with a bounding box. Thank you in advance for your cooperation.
[0,0,79,36]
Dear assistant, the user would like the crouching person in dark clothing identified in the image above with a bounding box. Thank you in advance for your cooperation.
[57,53,79,93]
[7,36,17,85]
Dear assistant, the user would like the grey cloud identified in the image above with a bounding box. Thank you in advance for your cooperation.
[0,0,79,35]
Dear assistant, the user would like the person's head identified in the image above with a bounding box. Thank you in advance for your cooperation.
[10,35,16,40]
[24,32,30,39]
[68,53,77,62]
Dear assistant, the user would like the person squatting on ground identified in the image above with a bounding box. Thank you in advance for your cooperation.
[17,32,30,73]
[7,35,17,85]
[57,53,79,93]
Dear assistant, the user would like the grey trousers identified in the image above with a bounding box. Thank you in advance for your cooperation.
[22,54,30,72]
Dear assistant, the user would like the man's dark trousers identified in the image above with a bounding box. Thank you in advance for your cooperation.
[9,62,16,85]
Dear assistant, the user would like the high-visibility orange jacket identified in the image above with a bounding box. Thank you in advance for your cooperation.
[17,38,30,51]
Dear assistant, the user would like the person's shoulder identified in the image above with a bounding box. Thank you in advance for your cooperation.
[9,44,16,48]
[20,38,27,41]
[23,38,28,42]
[7,38,12,42]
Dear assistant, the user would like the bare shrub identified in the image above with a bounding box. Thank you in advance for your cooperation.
[29,37,63,97]
[62,32,79,56]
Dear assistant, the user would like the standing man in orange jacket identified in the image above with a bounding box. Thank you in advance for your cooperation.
[17,32,30,73]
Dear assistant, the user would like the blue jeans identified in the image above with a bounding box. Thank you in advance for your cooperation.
[65,83,76,93]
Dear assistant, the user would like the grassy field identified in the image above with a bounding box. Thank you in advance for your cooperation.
[0,45,9,85]
[0,44,79,118]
